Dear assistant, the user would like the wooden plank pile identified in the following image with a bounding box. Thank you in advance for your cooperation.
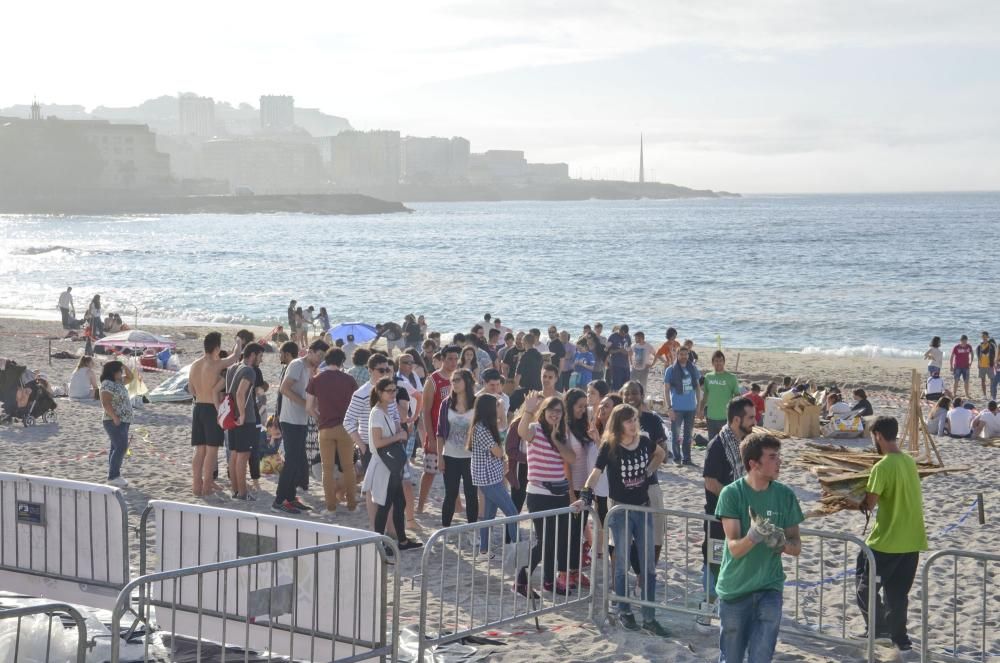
[800,442,963,515]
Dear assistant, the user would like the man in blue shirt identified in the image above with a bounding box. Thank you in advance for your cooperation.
[663,346,701,465]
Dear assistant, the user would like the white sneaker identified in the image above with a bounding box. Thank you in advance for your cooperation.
[108,477,128,488]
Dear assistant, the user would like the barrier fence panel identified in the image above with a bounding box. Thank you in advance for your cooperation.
[787,527,876,662]
[0,472,130,610]
[110,535,400,662]
[417,505,597,661]
[602,505,876,663]
[920,549,1000,663]
[0,602,89,663]
[124,500,396,661]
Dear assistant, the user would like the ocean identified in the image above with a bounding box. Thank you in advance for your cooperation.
[1,192,997,355]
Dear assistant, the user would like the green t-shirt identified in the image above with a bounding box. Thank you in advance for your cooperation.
[865,452,928,553]
[703,371,740,421]
[715,477,805,601]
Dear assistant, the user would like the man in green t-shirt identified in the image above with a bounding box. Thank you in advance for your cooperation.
[700,350,741,442]
[854,416,927,653]
[715,433,804,662]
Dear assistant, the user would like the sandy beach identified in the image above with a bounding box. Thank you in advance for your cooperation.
[1,314,993,662]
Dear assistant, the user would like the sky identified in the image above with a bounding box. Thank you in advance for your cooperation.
[3,0,999,193]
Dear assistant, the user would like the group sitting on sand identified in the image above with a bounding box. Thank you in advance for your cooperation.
[83,309,942,661]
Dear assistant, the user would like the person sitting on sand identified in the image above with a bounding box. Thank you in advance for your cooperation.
[68,355,99,400]
[927,397,950,436]
[972,401,1000,439]
[946,397,974,438]
[849,389,874,418]
[924,368,947,401]
[271,326,290,343]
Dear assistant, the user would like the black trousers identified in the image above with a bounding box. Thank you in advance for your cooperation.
[520,492,570,584]
[511,463,528,514]
[441,456,479,527]
[374,473,406,539]
[276,423,307,503]
[856,549,919,646]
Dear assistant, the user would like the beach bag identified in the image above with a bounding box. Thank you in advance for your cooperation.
[218,368,251,431]
[502,537,534,574]
[375,409,408,475]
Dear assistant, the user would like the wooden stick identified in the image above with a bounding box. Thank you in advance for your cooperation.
[978,492,986,525]
[735,352,741,372]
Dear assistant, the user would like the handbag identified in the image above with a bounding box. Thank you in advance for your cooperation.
[376,410,407,475]
[502,537,534,574]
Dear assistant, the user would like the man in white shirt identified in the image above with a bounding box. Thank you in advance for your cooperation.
[973,401,1000,438]
[946,399,975,438]
[57,287,76,329]
[629,331,656,392]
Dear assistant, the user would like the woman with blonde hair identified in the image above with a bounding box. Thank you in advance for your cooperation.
[573,403,668,636]
[69,355,99,399]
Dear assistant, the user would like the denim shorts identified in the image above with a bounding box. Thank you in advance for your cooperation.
[954,367,970,382]
[979,366,995,379]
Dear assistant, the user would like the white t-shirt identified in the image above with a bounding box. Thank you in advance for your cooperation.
[926,347,943,368]
[68,368,95,399]
[947,407,974,436]
[974,410,1000,437]
[925,376,945,394]
[829,401,853,418]
[363,406,398,505]
[278,358,312,426]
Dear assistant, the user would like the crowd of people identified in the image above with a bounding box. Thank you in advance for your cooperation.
[84,310,935,660]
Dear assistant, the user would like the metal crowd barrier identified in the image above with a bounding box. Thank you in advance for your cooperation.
[920,548,1000,663]
[0,472,130,610]
[417,505,597,660]
[110,534,400,662]
[0,602,89,663]
[602,504,877,663]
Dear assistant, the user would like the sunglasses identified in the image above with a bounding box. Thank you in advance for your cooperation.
[375,367,391,374]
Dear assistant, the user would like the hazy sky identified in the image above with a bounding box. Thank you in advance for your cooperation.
[5,1,999,193]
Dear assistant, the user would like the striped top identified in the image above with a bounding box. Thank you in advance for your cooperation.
[526,423,568,495]
[343,381,399,448]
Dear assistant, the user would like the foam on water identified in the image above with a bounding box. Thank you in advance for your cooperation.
[796,345,924,358]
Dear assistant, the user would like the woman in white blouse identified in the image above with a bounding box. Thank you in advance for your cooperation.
[368,376,423,553]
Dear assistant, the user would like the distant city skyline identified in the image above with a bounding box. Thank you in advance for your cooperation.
[4,1,999,193]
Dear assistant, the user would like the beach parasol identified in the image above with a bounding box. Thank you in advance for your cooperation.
[93,330,177,350]
[327,322,377,343]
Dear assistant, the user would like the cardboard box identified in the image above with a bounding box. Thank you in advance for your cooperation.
[763,397,786,430]
[784,404,821,438]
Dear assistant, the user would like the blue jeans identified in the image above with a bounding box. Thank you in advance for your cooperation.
[992,371,1000,400]
[718,590,783,663]
[670,410,696,463]
[478,482,518,550]
[608,507,656,622]
[103,420,130,480]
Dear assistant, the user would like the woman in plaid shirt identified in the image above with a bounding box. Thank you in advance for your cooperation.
[469,393,518,556]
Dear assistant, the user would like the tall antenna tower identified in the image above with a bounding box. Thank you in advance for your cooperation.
[639,133,645,184]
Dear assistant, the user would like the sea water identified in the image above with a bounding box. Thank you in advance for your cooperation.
[1,192,997,354]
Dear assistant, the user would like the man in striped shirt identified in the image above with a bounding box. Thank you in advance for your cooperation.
[344,353,400,527]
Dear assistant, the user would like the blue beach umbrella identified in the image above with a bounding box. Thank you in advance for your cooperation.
[327,322,377,343]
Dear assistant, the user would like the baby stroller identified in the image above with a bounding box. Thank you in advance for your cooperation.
[0,361,58,426]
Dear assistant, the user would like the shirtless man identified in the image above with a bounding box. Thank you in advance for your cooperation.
[189,332,242,496]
